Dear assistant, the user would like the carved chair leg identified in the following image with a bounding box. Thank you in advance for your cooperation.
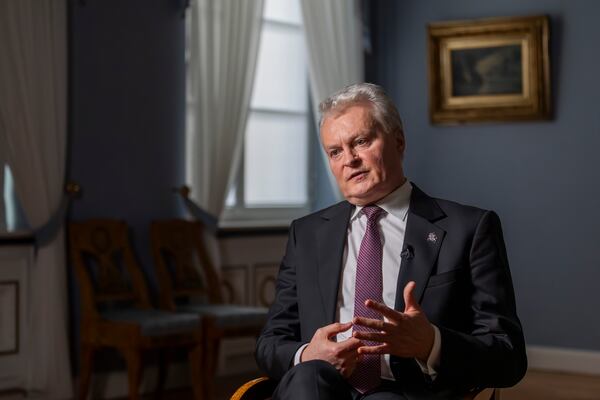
[155,349,170,399]
[203,333,221,400]
[198,317,222,400]
[78,344,95,400]
[188,343,204,400]
[121,348,143,400]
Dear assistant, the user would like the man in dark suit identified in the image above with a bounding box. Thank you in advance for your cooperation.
[255,83,527,399]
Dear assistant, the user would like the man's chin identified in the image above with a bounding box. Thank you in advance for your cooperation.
[342,184,393,206]
[343,191,377,206]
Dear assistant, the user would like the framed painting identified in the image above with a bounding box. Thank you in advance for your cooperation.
[428,15,551,124]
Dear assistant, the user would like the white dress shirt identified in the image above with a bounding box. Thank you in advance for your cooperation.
[295,180,440,380]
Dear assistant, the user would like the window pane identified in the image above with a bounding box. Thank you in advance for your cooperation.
[225,184,236,207]
[0,165,6,232]
[264,0,302,25]
[250,23,308,112]
[1,164,28,233]
[244,112,308,206]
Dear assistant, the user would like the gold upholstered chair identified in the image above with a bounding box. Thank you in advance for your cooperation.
[230,377,501,400]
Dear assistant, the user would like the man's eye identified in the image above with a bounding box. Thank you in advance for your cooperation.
[330,149,341,158]
[356,138,367,146]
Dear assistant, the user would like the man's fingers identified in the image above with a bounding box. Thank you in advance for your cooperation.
[353,316,392,331]
[320,321,353,337]
[352,330,387,343]
[364,299,402,321]
[403,281,420,312]
[337,337,363,352]
[357,344,389,355]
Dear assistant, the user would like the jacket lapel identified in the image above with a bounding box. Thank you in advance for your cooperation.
[316,201,353,323]
[395,184,446,311]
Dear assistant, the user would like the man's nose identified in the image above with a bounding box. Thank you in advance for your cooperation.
[342,149,360,166]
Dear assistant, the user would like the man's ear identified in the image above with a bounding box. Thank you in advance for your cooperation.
[395,132,405,154]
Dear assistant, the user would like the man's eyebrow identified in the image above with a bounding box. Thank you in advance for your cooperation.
[355,129,375,138]
[324,131,370,149]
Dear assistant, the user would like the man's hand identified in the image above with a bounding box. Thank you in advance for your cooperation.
[301,322,362,378]
[352,281,435,362]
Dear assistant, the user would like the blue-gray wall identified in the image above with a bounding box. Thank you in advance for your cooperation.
[370,0,600,350]
[69,0,186,278]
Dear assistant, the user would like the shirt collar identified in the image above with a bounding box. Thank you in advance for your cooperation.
[350,180,412,222]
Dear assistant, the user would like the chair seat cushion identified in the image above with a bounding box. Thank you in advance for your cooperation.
[177,304,268,329]
[101,308,200,337]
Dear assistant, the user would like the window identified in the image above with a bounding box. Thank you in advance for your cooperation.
[222,0,311,227]
[0,164,7,233]
[185,0,313,228]
[1,164,28,235]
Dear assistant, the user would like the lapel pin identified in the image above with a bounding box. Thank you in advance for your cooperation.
[427,232,437,243]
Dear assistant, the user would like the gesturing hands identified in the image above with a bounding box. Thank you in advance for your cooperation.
[352,281,435,362]
[301,281,434,375]
[301,322,362,378]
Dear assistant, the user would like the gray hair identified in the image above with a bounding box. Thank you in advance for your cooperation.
[318,83,404,138]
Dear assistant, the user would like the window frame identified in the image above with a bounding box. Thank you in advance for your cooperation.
[219,4,313,228]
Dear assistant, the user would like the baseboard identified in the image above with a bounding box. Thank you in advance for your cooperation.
[527,345,600,375]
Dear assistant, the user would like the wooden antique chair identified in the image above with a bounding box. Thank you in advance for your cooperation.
[230,377,501,400]
[150,219,269,399]
[69,219,205,400]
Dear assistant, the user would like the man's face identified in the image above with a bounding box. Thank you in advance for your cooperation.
[320,104,406,206]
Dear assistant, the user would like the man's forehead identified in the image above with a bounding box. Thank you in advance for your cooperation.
[325,102,374,122]
[321,104,377,135]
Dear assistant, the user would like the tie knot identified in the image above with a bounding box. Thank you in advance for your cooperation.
[362,205,385,222]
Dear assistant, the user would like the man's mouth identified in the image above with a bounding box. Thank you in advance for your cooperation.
[347,170,368,181]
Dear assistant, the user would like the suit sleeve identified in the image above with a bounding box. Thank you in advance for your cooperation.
[435,210,527,390]
[255,221,305,380]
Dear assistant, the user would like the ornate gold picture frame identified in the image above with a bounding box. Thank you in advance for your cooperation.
[428,15,551,124]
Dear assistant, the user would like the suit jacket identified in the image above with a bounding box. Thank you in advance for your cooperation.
[256,184,527,397]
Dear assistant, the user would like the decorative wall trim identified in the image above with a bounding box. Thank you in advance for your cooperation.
[0,281,19,355]
[220,264,248,305]
[0,245,31,392]
[253,263,278,307]
[527,345,600,375]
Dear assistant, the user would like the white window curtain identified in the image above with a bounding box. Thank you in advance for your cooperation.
[300,0,365,200]
[186,0,263,268]
[0,1,71,398]
[187,0,264,219]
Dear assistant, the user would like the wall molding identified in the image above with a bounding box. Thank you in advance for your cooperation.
[527,345,600,375]
[0,246,32,392]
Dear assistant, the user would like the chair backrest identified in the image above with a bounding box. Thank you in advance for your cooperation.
[150,219,223,310]
[69,219,151,318]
